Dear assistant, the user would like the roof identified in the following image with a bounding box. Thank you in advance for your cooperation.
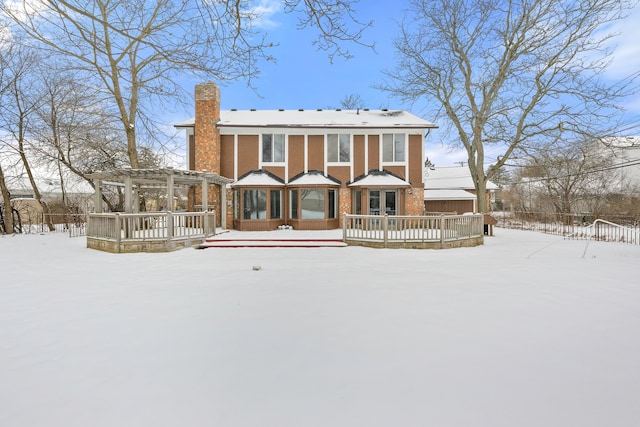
[87,168,233,187]
[598,136,640,148]
[176,109,436,130]
[288,170,340,186]
[232,170,285,187]
[349,170,411,187]
[1,152,93,195]
[424,189,477,200]
[424,167,498,190]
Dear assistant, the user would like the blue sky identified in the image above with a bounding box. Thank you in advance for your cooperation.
[210,2,402,112]
[177,0,640,167]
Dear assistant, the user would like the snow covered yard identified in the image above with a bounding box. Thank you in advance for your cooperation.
[1,230,639,427]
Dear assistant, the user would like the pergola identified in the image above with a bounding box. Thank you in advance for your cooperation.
[88,167,233,224]
[85,168,234,253]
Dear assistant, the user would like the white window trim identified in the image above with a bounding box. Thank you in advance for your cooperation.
[381,132,408,166]
[326,133,353,166]
[259,133,286,167]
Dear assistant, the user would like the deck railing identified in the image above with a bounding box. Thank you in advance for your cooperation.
[343,213,484,248]
[87,211,216,252]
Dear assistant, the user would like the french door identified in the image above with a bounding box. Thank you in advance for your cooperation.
[368,190,396,215]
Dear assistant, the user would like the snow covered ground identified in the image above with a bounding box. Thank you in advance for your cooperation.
[1,229,639,427]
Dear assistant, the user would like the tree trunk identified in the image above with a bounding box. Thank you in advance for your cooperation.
[0,165,14,234]
[18,146,55,231]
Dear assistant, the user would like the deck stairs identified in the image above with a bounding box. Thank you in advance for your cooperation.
[199,229,347,248]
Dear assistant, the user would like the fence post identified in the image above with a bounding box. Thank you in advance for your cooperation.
[115,213,121,251]
[166,211,174,247]
[440,214,445,249]
[342,213,347,243]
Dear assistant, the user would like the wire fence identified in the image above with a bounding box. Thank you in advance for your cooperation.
[28,214,87,237]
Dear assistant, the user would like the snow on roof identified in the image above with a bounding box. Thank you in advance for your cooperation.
[288,171,340,186]
[177,109,436,130]
[424,167,498,190]
[598,136,640,148]
[424,189,477,200]
[232,170,285,187]
[349,171,410,187]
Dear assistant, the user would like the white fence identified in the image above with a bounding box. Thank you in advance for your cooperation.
[87,211,217,252]
[566,219,640,245]
[497,212,640,246]
[343,214,484,248]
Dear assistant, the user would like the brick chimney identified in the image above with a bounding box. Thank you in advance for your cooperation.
[194,82,221,174]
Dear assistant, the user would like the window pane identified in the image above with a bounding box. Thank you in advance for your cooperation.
[353,190,362,215]
[339,134,350,162]
[270,190,281,219]
[262,134,272,162]
[394,134,405,162]
[369,190,380,215]
[290,189,298,219]
[301,189,325,219]
[327,134,338,162]
[274,134,285,162]
[328,189,337,219]
[382,134,393,162]
[385,190,396,215]
[243,189,267,219]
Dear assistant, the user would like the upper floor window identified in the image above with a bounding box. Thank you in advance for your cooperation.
[262,133,285,163]
[327,133,350,163]
[383,133,406,162]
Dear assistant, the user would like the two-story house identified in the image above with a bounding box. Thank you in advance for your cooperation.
[176,82,436,231]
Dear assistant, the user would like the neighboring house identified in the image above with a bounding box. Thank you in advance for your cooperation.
[596,136,640,193]
[0,152,94,211]
[423,166,498,213]
[176,82,437,231]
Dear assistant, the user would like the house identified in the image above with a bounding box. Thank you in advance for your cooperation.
[596,136,640,193]
[423,166,498,213]
[176,82,437,231]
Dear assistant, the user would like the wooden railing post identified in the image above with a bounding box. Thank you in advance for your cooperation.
[343,213,347,243]
[383,214,389,248]
[166,211,174,246]
[440,214,445,249]
[115,213,121,250]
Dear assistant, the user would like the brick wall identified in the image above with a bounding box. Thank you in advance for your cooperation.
[194,82,221,174]
[193,82,225,227]
[407,186,425,216]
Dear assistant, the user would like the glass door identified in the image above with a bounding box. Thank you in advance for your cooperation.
[384,190,396,215]
[368,189,396,215]
[369,190,380,215]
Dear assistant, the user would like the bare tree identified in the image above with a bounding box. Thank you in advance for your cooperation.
[0,26,14,233]
[340,93,365,109]
[382,0,638,212]
[0,45,57,230]
[1,0,372,169]
[0,164,14,233]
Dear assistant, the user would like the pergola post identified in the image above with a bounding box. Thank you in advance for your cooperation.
[133,186,140,213]
[201,178,209,211]
[201,177,209,234]
[124,176,133,213]
[93,179,103,213]
[167,173,175,211]
[220,183,227,229]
